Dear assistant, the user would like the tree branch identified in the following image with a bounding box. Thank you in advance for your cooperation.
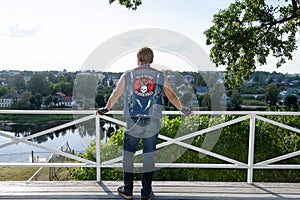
[291,0,298,15]
[256,0,299,41]
[267,0,299,26]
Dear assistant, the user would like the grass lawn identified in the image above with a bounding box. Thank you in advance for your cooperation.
[0,167,71,181]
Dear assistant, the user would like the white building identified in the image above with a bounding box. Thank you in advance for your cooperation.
[0,95,14,108]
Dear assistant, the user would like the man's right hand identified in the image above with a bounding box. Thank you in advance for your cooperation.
[97,108,109,115]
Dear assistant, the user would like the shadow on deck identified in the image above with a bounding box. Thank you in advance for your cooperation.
[0,181,299,199]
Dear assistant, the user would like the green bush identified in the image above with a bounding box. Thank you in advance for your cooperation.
[70,115,300,182]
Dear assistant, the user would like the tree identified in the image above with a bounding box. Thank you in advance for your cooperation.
[265,83,279,106]
[13,74,26,90]
[53,96,59,107]
[209,83,224,110]
[95,94,105,107]
[202,93,211,110]
[28,74,51,96]
[0,86,9,97]
[108,0,142,10]
[21,91,32,104]
[180,92,192,106]
[204,0,300,88]
[52,81,73,96]
[10,87,17,103]
[231,90,243,110]
[44,95,53,107]
[48,72,58,83]
[189,72,206,86]
[108,78,114,87]
[285,94,298,110]
[29,93,42,109]
[73,73,100,109]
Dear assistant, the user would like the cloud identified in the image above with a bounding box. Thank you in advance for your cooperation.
[8,22,41,37]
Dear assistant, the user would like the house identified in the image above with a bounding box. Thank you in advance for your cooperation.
[221,93,231,106]
[42,92,73,108]
[194,86,209,96]
[183,75,194,83]
[0,94,13,108]
[56,92,73,107]
[167,75,176,86]
[107,77,120,87]
[0,93,21,108]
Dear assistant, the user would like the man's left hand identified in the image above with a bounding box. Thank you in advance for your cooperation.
[181,107,192,116]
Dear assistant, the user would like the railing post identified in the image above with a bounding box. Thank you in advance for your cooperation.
[247,113,256,184]
[95,114,101,182]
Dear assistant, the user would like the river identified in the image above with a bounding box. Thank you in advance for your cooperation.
[0,120,117,163]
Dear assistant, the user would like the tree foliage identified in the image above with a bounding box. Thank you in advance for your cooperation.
[107,0,299,88]
[265,82,279,106]
[204,0,300,88]
[285,94,298,109]
[108,0,142,10]
[27,74,51,96]
[70,115,300,182]
[231,90,243,110]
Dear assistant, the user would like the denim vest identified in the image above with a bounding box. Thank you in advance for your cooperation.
[123,67,165,118]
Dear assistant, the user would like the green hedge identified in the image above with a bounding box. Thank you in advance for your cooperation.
[70,115,300,182]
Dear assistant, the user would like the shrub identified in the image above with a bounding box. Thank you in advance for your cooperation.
[70,115,300,182]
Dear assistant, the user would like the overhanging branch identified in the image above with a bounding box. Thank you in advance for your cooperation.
[256,0,299,42]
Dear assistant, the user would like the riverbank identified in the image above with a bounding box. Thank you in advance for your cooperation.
[0,114,74,123]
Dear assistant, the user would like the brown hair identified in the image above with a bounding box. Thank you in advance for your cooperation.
[137,47,154,64]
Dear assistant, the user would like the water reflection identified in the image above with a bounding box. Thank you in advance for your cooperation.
[0,119,118,144]
[0,119,119,162]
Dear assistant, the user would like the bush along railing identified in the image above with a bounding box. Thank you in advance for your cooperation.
[0,110,299,183]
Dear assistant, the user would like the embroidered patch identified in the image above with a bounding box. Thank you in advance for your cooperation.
[133,74,155,97]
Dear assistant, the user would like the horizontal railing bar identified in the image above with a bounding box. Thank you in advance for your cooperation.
[0,110,299,116]
[100,163,249,169]
[108,110,300,116]
[0,163,96,167]
[253,165,300,169]
[0,110,96,115]
[255,150,300,166]
[0,163,248,169]
[102,163,300,169]
[2,162,299,170]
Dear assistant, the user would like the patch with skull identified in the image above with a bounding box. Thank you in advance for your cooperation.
[133,74,155,97]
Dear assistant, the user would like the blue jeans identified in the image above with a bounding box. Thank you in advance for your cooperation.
[123,117,160,197]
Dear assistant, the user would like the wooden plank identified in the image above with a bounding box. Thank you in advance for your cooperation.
[0,181,299,199]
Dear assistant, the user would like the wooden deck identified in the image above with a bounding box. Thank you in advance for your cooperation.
[0,181,299,199]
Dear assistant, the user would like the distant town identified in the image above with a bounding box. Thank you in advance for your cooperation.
[0,69,299,111]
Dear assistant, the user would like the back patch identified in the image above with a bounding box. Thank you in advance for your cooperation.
[133,74,155,97]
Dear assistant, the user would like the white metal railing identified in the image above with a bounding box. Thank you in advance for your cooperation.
[0,110,299,184]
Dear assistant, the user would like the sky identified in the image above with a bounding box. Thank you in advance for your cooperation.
[0,0,299,74]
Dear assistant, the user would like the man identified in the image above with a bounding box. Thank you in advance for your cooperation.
[98,47,191,200]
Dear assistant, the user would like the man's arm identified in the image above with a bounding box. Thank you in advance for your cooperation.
[104,73,125,110]
[163,77,183,111]
[163,77,192,116]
